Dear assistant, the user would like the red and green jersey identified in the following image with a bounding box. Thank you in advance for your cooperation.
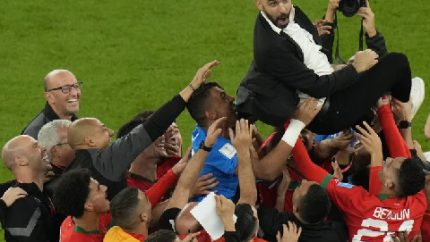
[59,213,111,242]
[322,176,426,241]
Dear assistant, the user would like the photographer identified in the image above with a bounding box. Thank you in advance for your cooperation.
[320,0,387,61]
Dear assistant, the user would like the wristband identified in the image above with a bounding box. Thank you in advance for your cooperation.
[281,119,306,147]
[188,83,196,91]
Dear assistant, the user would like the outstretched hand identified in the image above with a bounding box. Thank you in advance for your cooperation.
[205,117,226,147]
[355,121,383,164]
[229,119,253,154]
[293,99,322,125]
[276,221,302,242]
[189,60,220,90]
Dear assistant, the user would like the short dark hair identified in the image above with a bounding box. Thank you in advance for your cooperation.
[145,229,177,242]
[234,203,258,241]
[110,187,141,230]
[186,82,221,127]
[54,169,91,218]
[299,184,331,224]
[398,158,425,198]
[117,111,154,138]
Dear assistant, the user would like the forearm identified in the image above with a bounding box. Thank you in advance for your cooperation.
[253,142,292,181]
[94,126,153,181]
[378,105,411,158]
[237,149,257,205]
[366,32,387,57]
[292,139,329,184]
[400,127,414,149]
[143,94,186,141]
[146,169,178,206]
[176,150,208,196]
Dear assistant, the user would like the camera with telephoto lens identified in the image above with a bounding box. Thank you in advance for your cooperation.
[339,0,367,17]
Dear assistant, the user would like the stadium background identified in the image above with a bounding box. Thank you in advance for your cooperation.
[0,0,429,239]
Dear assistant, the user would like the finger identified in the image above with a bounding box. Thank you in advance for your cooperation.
[211,117,227,130]
[202,177,218,186]
[355,124,370,136]
[250,124,256,136]
[297,226,302,236]
[229,128,235,141]
[199,173,214,180]
[181,147,192,161]
[204,60,220,70]
[235,120,241,134]
[362,121,376,135]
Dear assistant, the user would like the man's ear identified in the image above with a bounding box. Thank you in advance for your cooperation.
[85,136,96,148]
[44,92,54,105]
[84,201,94,212]
[15,156,29,167]
[204,111,216,122]
[140,212,148,223]
[256,0,264,11]
[384,179,395,191]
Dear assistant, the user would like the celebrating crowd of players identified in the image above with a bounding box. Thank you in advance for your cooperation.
[1,0,430,241]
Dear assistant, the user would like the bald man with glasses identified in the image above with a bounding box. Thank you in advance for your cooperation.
[22,69,82,139]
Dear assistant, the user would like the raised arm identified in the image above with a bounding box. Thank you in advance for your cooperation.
[93,60,220,181]
[377,97,411,158]
[166,117,224,210]
[252,99,321,181]
[229,119,256,205]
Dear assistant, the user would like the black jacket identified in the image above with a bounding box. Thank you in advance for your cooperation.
[258,207,345,242]
[2,183,56,242]
[21,103,78,139]
[236,7,359,126]
[63,94,187,199]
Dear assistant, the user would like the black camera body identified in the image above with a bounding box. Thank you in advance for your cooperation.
[339,0,366,17]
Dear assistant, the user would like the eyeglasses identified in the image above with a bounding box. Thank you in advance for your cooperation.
[46,82,83,94]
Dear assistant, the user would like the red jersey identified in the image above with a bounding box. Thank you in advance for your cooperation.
[322,176,426,241]
[59,213,111,242]
[421,212,430,242]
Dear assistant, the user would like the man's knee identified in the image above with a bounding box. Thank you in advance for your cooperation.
[385,52,410,70]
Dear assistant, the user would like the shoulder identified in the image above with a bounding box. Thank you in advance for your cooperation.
[22,111,46,138]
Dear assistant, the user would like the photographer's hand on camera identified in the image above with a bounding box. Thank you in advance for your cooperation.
[357,0,376,37]
[352,49,378,73]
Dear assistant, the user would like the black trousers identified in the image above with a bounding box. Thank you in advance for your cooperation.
[308,52,411,134]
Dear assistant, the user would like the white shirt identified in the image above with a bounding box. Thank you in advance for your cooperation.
[261,7,333,103]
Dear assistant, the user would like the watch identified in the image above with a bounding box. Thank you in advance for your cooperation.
[199,141,212,152]
[398,120,412,129]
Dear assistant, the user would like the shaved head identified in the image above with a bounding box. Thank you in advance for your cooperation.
[68,118,113,149]
[175,202,200,234]
[68,118,100,149]
[44,69,76,91]
[2,135,34,169]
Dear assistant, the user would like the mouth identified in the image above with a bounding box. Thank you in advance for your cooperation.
[67,98,79,104]
[276,15,289,28]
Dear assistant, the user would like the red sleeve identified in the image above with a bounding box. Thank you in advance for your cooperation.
[421,212,430,242]
[369,166,382,196]
[292,139,329,184]
[378,104,411,158]
[145,169,178,207]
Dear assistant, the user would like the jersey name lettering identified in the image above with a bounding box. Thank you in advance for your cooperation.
[372,207,410,221]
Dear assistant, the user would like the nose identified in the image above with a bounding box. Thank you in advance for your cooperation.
[278,2,289,14]
[101,185,108,192]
